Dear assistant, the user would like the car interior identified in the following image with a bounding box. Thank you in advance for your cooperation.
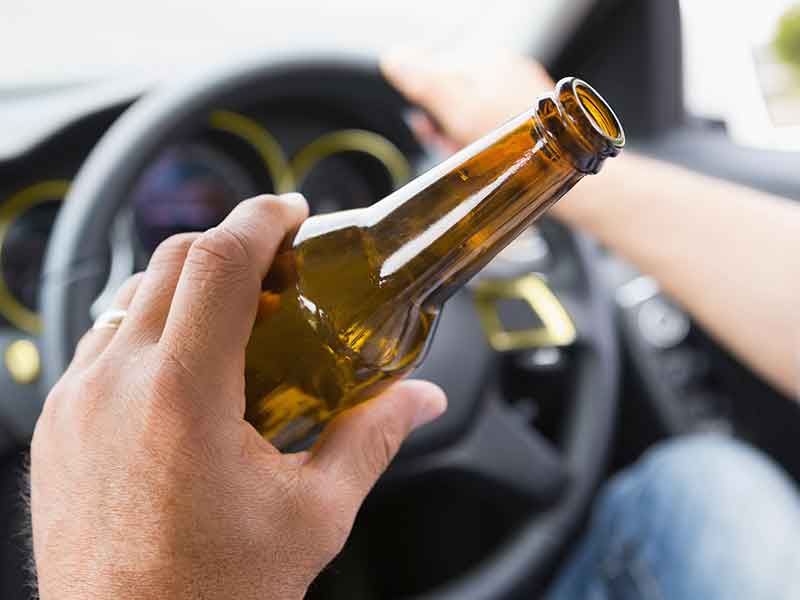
[1,0,799,598]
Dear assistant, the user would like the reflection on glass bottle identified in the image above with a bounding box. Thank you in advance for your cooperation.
[244,78,625,448]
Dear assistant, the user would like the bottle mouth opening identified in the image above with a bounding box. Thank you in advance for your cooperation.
[572,79,625,148]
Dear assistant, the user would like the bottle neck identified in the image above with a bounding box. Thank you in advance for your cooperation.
[363,78,623,307]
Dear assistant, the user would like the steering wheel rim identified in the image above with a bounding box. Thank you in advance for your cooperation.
[40,54,619,598]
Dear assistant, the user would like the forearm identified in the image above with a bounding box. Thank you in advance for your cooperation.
[560,153,800,397]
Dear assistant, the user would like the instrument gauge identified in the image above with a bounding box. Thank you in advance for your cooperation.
[130,143,257,257]
[0,180,70,334]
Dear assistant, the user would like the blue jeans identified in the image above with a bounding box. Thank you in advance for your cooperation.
[546,435,800,600]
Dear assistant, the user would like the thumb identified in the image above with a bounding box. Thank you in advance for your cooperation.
[309,380,447,500]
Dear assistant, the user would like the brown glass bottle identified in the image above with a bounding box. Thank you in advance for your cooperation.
[244,78,624,448]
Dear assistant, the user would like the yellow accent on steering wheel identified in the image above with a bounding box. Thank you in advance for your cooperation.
[287,129,411,192]
[209,110,295,193]
[473,274,577,351]
[0,180,71,335]
[0,120,410,336]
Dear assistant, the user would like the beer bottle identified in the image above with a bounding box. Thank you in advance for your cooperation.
[245,77,624,448]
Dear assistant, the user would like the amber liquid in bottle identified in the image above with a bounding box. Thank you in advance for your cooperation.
[244,78,625,447]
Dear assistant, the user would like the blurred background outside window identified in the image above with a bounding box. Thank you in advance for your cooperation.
[2,0,800,149]
[0,1,570,86]
[682,0,800,149]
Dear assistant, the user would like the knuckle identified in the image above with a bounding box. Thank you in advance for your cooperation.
[115,271,144,297]
[250,196,295,231]
[150,233,198,268]
[128,350,196,446]
[148,347,198,402]
[188,226,251,273]
[251,193,306,226]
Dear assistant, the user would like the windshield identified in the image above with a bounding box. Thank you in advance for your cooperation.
[0,0,567,88]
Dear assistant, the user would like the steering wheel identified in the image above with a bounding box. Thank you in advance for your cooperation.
[40,55,619,598]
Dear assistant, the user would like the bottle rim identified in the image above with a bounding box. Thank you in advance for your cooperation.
[569,78,626,150]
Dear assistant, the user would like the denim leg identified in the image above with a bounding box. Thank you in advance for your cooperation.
[545,434,800,600]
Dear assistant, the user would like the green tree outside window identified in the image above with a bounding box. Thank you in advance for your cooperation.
[775,5,800,68]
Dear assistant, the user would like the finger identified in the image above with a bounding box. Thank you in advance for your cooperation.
[112,232,199,347]
[408,112,460,155]
[309,380,446,503]
[160,193,308,383]
[381,48,464,122]
[71,272,143,370]
[407,111,441,146]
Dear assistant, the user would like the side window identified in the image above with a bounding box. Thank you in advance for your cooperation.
[681,1,800,150]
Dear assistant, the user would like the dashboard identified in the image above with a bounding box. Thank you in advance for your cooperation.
[0,97,420,338]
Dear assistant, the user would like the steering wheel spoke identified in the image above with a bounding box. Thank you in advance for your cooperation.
[385,393,568,506]
[552,288,597,346]
[457,396,568,504]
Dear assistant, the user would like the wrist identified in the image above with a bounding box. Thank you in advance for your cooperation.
[552,152,638,232]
